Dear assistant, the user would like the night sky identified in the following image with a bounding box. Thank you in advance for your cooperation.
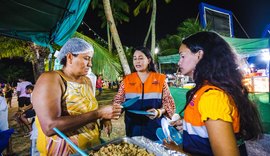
[78,0,270,47]
[2,0,270,80]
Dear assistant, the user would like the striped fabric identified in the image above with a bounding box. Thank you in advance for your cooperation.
[183,85,240,155]
[36,71,100,156]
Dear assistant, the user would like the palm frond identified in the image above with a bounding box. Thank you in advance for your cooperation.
[133,0,150,16]
[74,32,122,80]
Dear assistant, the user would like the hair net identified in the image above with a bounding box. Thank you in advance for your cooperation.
[56,38,94,61]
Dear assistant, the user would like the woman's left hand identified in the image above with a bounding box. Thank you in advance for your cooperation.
[100,119,112,137]
[146,108,158,119]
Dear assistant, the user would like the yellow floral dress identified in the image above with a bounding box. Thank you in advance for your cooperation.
[36,71,100,156]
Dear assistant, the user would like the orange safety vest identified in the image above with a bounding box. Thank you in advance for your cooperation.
[123,72,165,141]
[183,85,240,155]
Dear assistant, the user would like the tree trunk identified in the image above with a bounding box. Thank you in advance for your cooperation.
[150,0,157,62]
[103,0,131,75]
[31,60,37,82]
[107,22,112,53]
[143,19,152,47]
[36,53,45,80]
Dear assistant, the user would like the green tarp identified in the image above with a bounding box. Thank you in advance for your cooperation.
[158,54,179,64]
[169,87,189,116]
[0,0,91,50]
[249,93,270,133]
[223,36,270,57]
[158,37,270,64]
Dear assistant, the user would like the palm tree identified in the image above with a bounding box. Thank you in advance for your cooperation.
[0,32,123,82]
[0,63,27,85]
[102,0,131,75]
[74,32,122,80]
[134,0,171,60]
[158,18,210,56]
[0,36,49,81]
[91,0,130,53]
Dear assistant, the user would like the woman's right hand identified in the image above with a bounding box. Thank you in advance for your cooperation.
[170,118,183,132]
[163,140,191,155]
[98,104,122,120]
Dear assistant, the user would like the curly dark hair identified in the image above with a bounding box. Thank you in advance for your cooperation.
[181,31,263,140]
[132,46,156,72]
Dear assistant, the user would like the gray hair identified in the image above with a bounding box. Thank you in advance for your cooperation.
[56,38,94,61]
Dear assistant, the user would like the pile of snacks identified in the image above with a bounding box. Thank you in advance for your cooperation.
[89,142,154,156]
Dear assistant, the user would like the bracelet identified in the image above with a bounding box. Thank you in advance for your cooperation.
[157,109,162,118]
[155,109,159,118]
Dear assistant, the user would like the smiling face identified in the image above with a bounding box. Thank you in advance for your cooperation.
[68,51,93,76]
[133,50,150,72]
[178,44,202,77]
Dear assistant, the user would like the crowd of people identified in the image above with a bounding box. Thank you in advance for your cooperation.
[0,79,35,155]
[1,32,265,156]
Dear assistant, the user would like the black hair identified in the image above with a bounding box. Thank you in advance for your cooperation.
[26,85,34,91]
[181,31,263,140]
[60,53,79,65]
[132,46,156,72]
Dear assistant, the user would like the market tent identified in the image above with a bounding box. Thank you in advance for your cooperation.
[158,54,179,64]
[0,0,91,50]
[158,37,270,64]
[224,36,270,57]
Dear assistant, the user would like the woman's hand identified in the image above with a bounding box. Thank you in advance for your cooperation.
[170,118,183,132]
[163,139,182,152]
[98,104,122,120]
[163,139,191,155]
[100,119,112,137]
[146,108,158,119]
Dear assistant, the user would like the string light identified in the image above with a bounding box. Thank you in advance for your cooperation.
[81,21,131,52]
[81,21,108,45]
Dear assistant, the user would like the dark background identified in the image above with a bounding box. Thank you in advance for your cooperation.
[2,0,270,83]
[79,0,270,47]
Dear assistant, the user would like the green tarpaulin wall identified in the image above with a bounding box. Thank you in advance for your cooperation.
[169,87,189,116]
[248,93,270,133]
[158,54,179,64]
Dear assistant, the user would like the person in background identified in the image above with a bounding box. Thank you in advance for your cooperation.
[165,32,263,156]
[87,68,97,96]
[16,78,32,111]
[3,83,13,108]
[18,85,35,137]
[32,38,121,155]
[0,91,13,155]
[96,75,103,96]
[113,46,176,141]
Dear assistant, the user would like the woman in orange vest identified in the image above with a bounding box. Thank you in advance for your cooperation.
[165,32,263,156]
[113,47,175,141]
